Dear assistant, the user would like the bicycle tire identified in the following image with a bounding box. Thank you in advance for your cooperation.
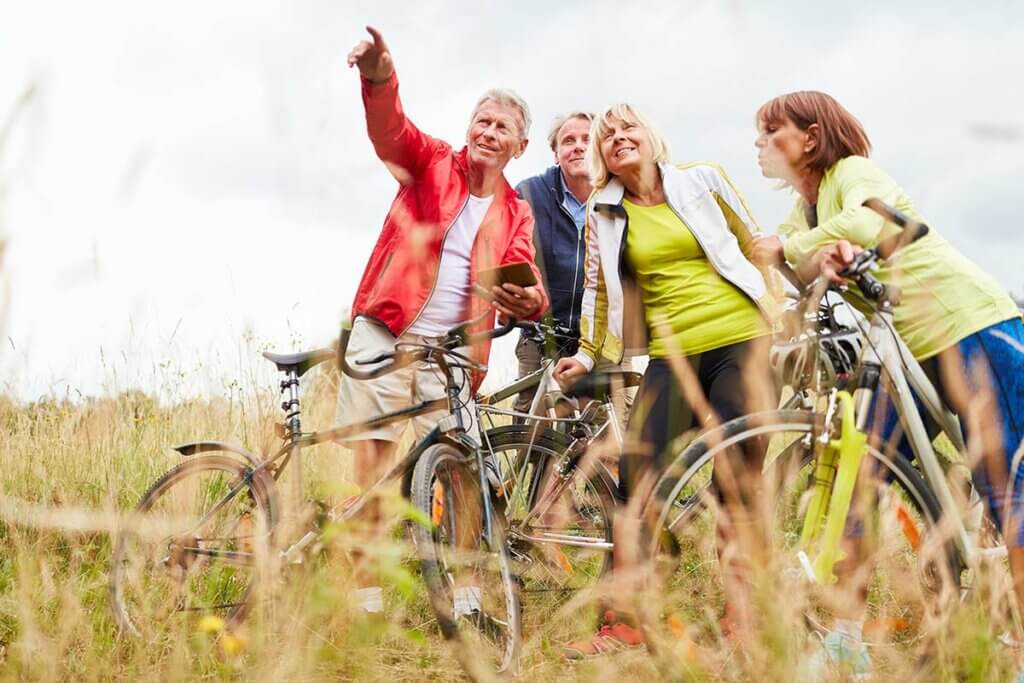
[642,409,962,654]
[109,454,277,639]
[409,442,522,677]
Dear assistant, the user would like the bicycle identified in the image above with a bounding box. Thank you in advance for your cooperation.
[640,199,1010,662]
[474,322,641,637]
[109,315,531,677]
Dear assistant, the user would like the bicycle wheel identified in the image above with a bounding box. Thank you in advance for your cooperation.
[109,455,277,639]
[642,410,962,657]
[409,443,522,677]
[482,425,616,633]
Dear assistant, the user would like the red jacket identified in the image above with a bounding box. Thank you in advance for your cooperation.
[351,72,548,379]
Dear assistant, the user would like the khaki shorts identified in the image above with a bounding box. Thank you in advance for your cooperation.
[335,317,478,444]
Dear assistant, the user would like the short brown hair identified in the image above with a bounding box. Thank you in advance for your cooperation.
[756,91,871,173]
[547,112,594,152]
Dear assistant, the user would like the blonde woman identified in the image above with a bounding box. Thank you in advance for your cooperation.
[555,104,777,657]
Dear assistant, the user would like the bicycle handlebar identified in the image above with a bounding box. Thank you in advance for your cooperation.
[337,317,524,381]
[862,198,930,260]
[832,198,930,303]
[518,320,578,346]
[787,198,931,316]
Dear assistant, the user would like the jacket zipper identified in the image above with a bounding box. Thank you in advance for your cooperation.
[400,194,470,336]
[569,223,583,330]
[556,198,584,331]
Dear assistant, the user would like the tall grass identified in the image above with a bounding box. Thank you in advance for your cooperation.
[0,355,1021,681]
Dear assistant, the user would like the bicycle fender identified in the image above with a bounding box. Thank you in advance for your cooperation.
[173,441,262,469]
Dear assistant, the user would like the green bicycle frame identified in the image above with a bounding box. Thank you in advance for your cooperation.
[798,390,869,584]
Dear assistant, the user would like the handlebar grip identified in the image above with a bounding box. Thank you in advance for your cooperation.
[855,272,888,302]
[336,323,417,380]
[462,317,517,346]
[355,352,394,366]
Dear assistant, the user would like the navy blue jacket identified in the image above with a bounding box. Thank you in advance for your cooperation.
[515,166,587,334]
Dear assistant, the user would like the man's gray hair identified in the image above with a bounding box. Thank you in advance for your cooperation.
[547,112,595,152]
[472,88,531,139]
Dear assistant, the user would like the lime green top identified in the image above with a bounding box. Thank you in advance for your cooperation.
[780,155,1020,359]
[624,199,768,358]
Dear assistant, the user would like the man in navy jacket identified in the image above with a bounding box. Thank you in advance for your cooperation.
[514,112,633,416]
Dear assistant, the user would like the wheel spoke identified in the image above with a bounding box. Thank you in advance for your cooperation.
[110,456,273,638]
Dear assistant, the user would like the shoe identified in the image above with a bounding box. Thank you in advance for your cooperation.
[805,630,872,679]
[563,610,644,660]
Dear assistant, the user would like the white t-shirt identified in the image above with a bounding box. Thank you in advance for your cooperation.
[407,193,494,336]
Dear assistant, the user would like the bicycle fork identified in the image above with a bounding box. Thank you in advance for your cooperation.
[798,390,868,584]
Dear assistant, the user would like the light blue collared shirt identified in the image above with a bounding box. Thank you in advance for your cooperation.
[560,173,587,231]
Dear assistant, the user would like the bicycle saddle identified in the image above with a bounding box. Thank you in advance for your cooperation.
[262,347,336,377]
[563,370,643,400]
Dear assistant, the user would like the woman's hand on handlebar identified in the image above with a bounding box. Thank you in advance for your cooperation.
[815,240,863,284]
[553,357,588,388]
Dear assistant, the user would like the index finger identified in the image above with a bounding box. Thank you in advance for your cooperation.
[500,282,526,296]
[366,25,387,51]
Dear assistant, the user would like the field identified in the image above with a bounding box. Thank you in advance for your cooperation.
[0,363,1021,682]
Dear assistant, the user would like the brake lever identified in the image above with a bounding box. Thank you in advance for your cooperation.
[839,249,878,279]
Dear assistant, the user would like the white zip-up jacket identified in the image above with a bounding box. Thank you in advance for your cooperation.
[572,161,780,370]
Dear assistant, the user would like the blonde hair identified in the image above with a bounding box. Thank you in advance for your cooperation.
[586,103,671,190]
[472,88,532,139]
[547,111,594,152]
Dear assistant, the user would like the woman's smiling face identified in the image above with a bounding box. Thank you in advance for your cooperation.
[599,115,654,177]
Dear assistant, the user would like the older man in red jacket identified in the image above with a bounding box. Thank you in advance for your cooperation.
[340,27,546,615]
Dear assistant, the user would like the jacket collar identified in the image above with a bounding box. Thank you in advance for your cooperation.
[592,161,674,212]
[543,165,565,203]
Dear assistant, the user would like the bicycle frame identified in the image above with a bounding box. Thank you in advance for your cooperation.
[175,342,495,567]
[476,357,629,556]
[799,293,997,585]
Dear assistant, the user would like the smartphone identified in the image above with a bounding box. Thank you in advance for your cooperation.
[476,261,538,289]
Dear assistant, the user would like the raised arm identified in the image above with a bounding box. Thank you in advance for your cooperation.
[347,26,441,184]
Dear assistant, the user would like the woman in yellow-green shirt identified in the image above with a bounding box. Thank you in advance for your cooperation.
[752,90,1024,674]
[554,103,776,658]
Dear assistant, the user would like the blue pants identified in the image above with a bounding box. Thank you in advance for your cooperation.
[869,317,1024,545]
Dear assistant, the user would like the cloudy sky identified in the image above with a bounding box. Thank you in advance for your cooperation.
[0,0,1021,402]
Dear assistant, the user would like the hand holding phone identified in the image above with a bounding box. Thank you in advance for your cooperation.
[474,261,541,320]
[476,261,538,289]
